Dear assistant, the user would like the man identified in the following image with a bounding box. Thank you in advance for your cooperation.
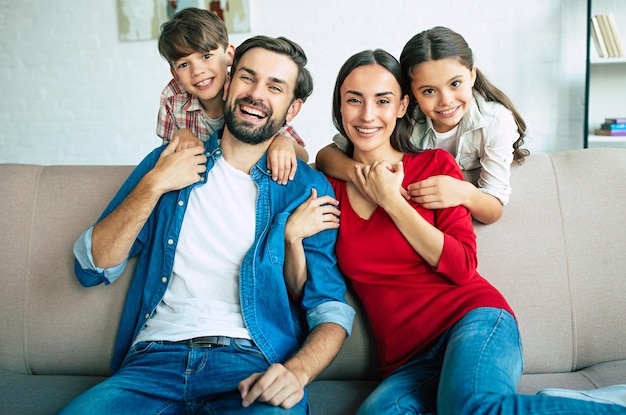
[62,35,354,414]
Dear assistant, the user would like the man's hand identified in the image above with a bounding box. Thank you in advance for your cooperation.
[238,363,305,409]
[171,128,203,152]
[267,135,298,185]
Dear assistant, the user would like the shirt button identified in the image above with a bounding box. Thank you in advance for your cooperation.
[178,200,184,206]
[162,277,168,283]
[168,239,174,245]
[144,313,150,319]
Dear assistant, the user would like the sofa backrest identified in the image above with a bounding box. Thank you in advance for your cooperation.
[472,149,626,374]
[1,148,626,380]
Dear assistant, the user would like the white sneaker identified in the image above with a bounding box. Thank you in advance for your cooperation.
[537,385,626,407]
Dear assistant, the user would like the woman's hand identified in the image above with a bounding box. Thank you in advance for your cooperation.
[354,160,405,209]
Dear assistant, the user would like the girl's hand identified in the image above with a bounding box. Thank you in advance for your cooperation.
[268,135,298,185]
[285,189,340,242]
[406,175,470,209]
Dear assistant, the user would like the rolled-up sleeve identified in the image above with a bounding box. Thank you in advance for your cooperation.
[73,227,128,287]
[306,300,355,337]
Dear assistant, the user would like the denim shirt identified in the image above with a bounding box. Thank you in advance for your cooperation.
[74,129,355,370]
[333,93,518,205]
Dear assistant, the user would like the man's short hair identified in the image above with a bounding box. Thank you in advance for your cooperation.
[158,8,229,66]
[231,36,313,103]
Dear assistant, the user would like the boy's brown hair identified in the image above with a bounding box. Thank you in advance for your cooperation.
[158,7,229,67]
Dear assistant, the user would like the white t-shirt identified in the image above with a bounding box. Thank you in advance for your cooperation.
[135,157,257,343]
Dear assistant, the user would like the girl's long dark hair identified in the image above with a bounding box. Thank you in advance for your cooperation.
[400,26,529,161]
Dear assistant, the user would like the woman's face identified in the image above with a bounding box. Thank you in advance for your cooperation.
[340,64,409,157]
[409,57,476,133]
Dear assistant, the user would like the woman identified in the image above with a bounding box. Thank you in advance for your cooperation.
[289,49,626,414]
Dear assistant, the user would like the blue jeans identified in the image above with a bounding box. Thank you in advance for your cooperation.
[59,341,308,415]
[357,307,626,415]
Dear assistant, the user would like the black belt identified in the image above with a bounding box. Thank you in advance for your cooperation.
[163,336,255,348]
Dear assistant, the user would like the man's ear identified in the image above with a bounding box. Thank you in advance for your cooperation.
[285,98,303,123]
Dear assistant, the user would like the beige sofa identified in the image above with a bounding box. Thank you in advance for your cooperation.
[1,148,626,415]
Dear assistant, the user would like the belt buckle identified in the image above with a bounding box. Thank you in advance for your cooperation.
[188,336,229,348]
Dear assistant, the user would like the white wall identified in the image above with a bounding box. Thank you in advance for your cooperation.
[0,0,589,165]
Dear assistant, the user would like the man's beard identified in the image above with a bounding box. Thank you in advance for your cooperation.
[224,97,286,145]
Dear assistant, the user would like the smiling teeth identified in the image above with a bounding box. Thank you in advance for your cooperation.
[196,79,211,87]
[242,106,265,117]
[439,107,456,115]
[356,127,378,134]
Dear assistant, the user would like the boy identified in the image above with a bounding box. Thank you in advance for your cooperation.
[156,7,308,184]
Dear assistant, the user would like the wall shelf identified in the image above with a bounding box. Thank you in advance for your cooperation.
[584,0,626,147]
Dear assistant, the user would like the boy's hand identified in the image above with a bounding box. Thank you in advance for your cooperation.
[171,128,203,152]
[267,135,298,185]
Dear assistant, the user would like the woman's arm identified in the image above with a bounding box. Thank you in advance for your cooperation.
[283,189,340,298]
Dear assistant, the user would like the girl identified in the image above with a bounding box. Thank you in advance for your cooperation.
[316,26,528,224]
[292,48,626,414]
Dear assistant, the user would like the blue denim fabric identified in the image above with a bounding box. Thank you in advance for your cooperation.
[73,129,354,370]
[357,308,626,415]
[58,341,308,414]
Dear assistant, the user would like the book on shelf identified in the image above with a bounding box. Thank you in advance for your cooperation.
[601,122,626,131]
[605,117,626,124]
[592,14,625,58]
[591,15,609,57]
[594,128,626,136]
[607,14,625,57]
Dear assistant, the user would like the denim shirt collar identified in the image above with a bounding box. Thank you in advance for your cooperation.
[202,128,274,181]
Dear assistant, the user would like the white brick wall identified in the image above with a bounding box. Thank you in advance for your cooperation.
[0,0,588,165]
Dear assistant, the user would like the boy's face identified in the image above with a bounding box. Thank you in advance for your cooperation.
[171,45,235,108]
[223,47,302,145]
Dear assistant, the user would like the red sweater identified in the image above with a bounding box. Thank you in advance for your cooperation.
[328,149,513,379]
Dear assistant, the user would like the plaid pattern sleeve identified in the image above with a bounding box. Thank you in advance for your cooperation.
[279,123,306,147]
[156,79,184,143]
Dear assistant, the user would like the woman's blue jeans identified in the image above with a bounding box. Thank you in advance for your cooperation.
[58,340,307,415]
[357,307,626,415]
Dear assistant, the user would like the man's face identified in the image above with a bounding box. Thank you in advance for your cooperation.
[224,48,301,145]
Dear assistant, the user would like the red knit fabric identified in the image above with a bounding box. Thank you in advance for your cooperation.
[329,149,514,379]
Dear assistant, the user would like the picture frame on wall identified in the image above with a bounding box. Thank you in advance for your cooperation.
[117,0,250,42]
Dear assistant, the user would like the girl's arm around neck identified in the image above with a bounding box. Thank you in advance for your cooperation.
[316,144,361,183]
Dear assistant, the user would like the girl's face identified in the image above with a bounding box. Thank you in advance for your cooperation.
[409,58,476,133]
[340,64,409,158]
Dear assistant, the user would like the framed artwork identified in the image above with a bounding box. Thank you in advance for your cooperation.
[117,0,250,42]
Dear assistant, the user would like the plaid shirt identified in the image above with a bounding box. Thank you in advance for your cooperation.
[156,79,305,146]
